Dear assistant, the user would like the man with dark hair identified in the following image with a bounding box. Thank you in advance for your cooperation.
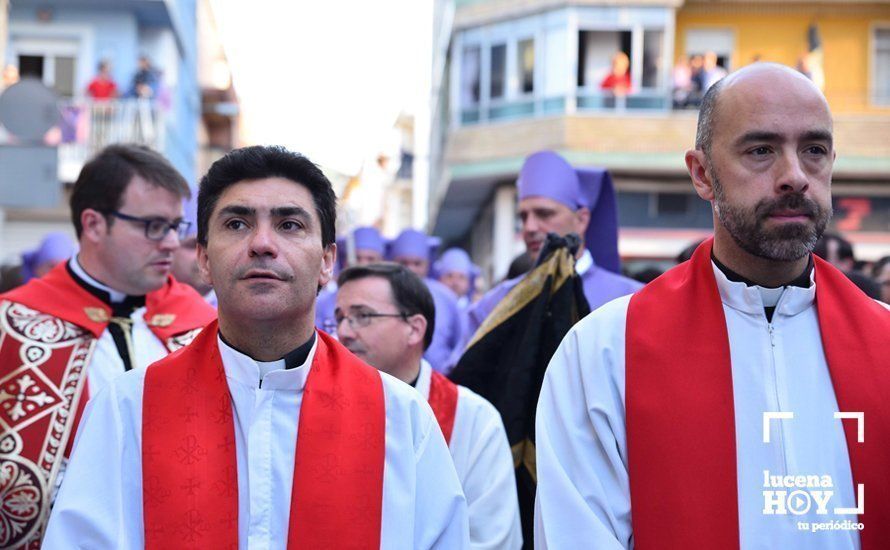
[536,63,890,549]
[0,144,215,548]
[45,145,469,548]
[336,263,521,549]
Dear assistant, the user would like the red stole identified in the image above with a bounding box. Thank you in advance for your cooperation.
[0,263,214,550]
[625,238,890,549]
[142,322,386,549]
[428,369,459,445]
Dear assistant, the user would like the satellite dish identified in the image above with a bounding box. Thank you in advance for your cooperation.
[0,78,60,141]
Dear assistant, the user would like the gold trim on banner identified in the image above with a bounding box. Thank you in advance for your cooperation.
[511,439,537,484]
[467,248,576,349]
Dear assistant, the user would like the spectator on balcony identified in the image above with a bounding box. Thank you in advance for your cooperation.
[600,51,631,97]
[672,55,693,108]
[86,60,118,101]
[687,54,706,106]
[700,51,727,91]
[130,55,159,99]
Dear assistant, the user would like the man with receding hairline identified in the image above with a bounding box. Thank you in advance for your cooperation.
[535,63,890,549]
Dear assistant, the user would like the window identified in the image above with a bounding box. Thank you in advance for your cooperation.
[642,30,664,89]
[18,55,45,79]
[874,28,890,105]
[518,38,534,94]
[654,193,688,216]
[578,30,631,88]
[684,29,734,72]
[12,36,81,98]
[461,46,481,106]
[490,44,507,99]
[17,53,76,98]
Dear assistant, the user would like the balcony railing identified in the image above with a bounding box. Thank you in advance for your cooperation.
[54,99,167,181]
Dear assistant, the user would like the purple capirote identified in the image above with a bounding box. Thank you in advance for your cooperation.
[336,226,385,271]
[517,150,621,274]
[182,192,198,238]
[432,248,480,299]
[387,229,441,263]
[21,232,78,282]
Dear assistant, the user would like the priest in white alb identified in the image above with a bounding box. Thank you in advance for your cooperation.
[335,262,522,549]
[535,64,890,550]
[44,145,470,549]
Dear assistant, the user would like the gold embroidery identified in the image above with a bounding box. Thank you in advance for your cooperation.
[83,307,110,323]
[148,314,176,328]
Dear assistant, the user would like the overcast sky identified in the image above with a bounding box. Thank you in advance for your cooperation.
[211,0,432,176]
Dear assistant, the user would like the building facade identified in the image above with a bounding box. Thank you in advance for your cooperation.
[430,0,890,280]
[1,0,201,258]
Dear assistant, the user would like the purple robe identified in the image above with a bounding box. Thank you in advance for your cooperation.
[423,278,465,374]
[315,286,338,334]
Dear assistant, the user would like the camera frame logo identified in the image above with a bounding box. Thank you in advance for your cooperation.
[761,411,864,533]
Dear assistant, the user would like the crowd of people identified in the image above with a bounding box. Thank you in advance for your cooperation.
[0,62,887,550]
[672,51,728,109]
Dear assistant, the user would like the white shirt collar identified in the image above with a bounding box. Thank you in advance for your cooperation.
[575,249,594,276]
[415,359,433,400]
[217,332,317,390]
[69,255,128,303]
[711,261,815,319]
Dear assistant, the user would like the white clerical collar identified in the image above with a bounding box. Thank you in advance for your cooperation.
[217,332,317,390]
[69,255,128,303]
[415,359,433,400]
[575,249,594,276]
[711,261,815,319]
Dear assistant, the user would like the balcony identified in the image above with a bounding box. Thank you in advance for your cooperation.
[53,99,167,182]
[445,108,890,177]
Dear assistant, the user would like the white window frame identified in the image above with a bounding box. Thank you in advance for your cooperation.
[450,5,672,124]
[683,27,736,72]
[870,22,890,107]
[7,23,94,97]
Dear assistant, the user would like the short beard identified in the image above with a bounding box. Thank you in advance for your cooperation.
[711,170,832,262]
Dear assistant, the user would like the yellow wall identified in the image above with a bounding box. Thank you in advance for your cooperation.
[676,3,890,113]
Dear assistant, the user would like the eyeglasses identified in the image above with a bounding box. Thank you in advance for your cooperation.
[107,210,191,241]
[334,310,408,330]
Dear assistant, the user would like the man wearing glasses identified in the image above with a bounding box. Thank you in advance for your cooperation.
[0,144,215,549]
[336,263,521,549]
